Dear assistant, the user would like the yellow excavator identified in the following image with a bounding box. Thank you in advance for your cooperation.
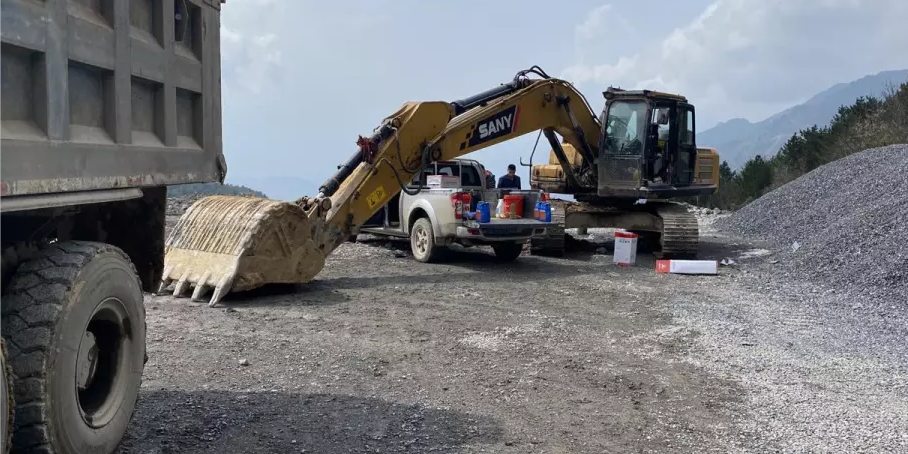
[162,67,720,306]
[524,88,721,255]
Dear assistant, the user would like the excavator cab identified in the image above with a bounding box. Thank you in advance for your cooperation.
[529,88,718,199]
[597,87,705,198]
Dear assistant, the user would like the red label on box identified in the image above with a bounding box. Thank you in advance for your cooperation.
[655,260,671,273]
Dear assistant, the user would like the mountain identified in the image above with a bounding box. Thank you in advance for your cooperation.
[224,175,319,201]
[698,69,908,169]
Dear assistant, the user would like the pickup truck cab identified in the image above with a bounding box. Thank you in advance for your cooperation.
[358,159,554,262]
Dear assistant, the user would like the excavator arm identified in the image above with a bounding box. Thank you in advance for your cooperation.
[162,69,602,305]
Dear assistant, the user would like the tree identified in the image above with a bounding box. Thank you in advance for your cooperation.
[687,75,908,211]
[734,155,773,204]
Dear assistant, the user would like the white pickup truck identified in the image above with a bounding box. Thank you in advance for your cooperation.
[357,158,555,262]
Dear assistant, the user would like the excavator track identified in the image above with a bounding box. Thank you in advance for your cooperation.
[529,200,700,258]
[652,202,700,258]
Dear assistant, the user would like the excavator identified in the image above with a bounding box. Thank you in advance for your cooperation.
[525,88,722,255]
[161,67,720,306]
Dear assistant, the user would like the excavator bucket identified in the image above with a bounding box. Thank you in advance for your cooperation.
[160,195,329,306]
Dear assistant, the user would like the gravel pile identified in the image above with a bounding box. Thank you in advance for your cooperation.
[715,144,908,303]
[166,193,208,216]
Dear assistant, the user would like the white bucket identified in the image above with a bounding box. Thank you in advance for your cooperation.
[613,230,638,266]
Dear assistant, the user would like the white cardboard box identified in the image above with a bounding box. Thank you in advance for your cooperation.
[655,259,718,275]
[613,231,638,266]
[427,175,460,188]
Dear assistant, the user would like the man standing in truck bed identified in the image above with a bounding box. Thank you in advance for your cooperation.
[497,164,522,189]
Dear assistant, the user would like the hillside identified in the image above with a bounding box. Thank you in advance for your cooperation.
[692,77,907,210]
[225,175,319,202]
[699,69,908,169]
[166,182,267,198]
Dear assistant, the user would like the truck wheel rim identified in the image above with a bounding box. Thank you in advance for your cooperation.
[414,227,428,256]
[75,297,132,429]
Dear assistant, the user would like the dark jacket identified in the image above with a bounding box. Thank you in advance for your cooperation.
[497,174,521,189]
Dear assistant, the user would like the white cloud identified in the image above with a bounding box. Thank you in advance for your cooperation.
[219,1,286,95]
[567,3,639,67]
[562,0,908,125]
[575,5,613,42]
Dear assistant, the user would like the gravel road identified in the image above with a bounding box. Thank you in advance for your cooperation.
[119,204,908,453]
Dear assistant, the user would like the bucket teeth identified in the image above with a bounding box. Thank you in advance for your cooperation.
[161,195,329,306]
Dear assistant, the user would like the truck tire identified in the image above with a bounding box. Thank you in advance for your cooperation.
[410,218,442,263]
[2,340,12,454]
[492,242,524,262]
[1,241,146,454]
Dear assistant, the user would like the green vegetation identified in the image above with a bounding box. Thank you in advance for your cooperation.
[693,79,908,210]
[167,182,267,198]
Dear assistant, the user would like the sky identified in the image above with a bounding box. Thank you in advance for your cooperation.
[218,0,908,199]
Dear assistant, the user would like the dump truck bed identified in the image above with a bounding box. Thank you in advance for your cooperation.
[0,0,226,199]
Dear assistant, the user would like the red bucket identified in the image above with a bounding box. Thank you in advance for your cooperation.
[502,194,524,218]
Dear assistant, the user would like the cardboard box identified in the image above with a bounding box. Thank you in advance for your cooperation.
[655,259,718,275]
[613,231,638,266]
[427,175,460,188]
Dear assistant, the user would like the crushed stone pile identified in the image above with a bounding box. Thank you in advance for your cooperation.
[166,193,208,216]
[715,144,908,302]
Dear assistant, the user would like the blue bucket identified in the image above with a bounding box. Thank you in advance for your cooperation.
[477,201,491,223]
[542,202,552,222]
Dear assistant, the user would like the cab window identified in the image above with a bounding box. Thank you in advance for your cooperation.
[680,106,695,146]
[604,100,648,156]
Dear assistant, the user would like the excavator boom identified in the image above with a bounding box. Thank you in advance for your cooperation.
[162,69,604,305]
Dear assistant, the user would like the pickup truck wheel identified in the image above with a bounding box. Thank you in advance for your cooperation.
[410,218,441,263]
[492,242,524,262]
[1,241,146,454]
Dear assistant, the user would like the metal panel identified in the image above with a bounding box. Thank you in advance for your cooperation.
[599,155,642,190]
[0,0,47,51]
[0,0,225,198]
[0,187,143,213]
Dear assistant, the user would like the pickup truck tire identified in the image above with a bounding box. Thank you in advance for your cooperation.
[410,218,442,263]
[1,241,146,454]
[492,243,524,262]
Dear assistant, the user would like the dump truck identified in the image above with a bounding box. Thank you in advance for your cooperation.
[1,1,227,452]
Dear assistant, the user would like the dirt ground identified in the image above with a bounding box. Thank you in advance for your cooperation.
[120,214,907,453]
